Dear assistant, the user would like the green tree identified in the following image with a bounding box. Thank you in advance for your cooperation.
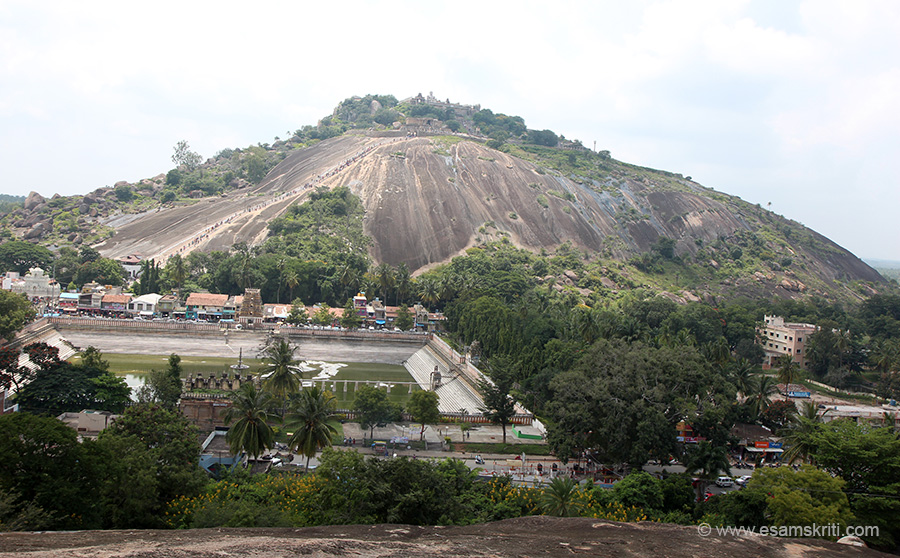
[311,305,335,326]
[286,298,309,325]
[407,390,440,441]
[479,379,517,444]
[810,420,900,548]
[259,337,301,414]
[683,441,731,501]
[166,253,188,294]
[172,140,202,172]
[781,407,824,466]
[0,290,33,340]
[79,345,109,372]
[775,354,800,397]
[747,375,777,419]
[97,403,207,525]
[74,257,126,286]
[546,338,722,467]
[612,471,664,512]
[285,385,337,471]
[15,345,130,415]
[340,298,362,329]
[395,303,414,331]
[222,383,277,463]
[89,373,132,413]
[282,269,299,303]
[135,353,183,408]
[352,384,401,439]
[0,412,100,529]
[540,477,583,517]
[747,466,853,534]
[0,240,53,274]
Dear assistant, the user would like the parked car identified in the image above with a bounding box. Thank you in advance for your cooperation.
[715,476,734,488]
[735,475,752,486]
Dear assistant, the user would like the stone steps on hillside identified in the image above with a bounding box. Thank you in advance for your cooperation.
[404,347,484,415]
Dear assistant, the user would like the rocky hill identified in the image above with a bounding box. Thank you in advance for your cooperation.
[0,95,887,304]
[0,516,883,558]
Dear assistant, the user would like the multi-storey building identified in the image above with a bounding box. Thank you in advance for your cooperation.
[757,315,817,369]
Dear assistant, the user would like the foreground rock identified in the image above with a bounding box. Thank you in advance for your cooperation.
[0,517,886,558]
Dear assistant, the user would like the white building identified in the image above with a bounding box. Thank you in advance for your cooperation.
[127,293,163,317]
[757,315,817,369]
[5,267,61,301]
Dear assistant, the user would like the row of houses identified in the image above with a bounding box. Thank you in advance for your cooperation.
[55,286,444,330]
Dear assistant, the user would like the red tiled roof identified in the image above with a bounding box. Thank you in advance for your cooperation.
[101,294,132,304]
[186,293,229,307]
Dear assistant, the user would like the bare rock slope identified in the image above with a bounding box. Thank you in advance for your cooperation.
[96,134,883,296]
[0,517,886,558]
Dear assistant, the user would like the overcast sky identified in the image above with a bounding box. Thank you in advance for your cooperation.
[2,1,899,260]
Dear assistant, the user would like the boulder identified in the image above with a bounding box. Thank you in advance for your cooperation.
[600,277,617,289]
[24,191,45,211]
[659,291,686,305]
[114,180,130,188]
[679,290,702,303]
[564,270,579,283]
[23,223,44,239]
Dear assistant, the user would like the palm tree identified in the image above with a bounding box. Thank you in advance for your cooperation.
[747,375,778,419]
[730,359,756,401]
[235,251,254,290]
[776,354,801,399]
[781,405,824,465]
[284,385,338,471]
[374,263,395,304]
[260,337,302,415]
[338,263,360,301]
[282,269,299,303]
[222,383,277,465]
[168,253,187,296]
[418,277,439,309]
[541,477,584,517]
[395,263,412,305]
[684,441,731,501]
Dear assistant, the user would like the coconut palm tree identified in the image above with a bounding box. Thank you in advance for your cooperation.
[747,375,778,419]
[684,441,731,501]
[374,263,395,304]
[222,383,277,465]
[730,359,756,401]
[260,337,302,415]
[541,476,584,517]
[781,405,824,466]
[284,385,338,471]
[776,354,801,399]
[395,262,412,305]
[282,269,299,303]
[167,253,187,297]
[417,277,439,309]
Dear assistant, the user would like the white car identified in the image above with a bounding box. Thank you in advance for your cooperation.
[735,475,752,486]
[715,476,734,488]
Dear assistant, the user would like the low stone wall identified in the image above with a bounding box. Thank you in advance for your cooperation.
[49,317,431,345]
